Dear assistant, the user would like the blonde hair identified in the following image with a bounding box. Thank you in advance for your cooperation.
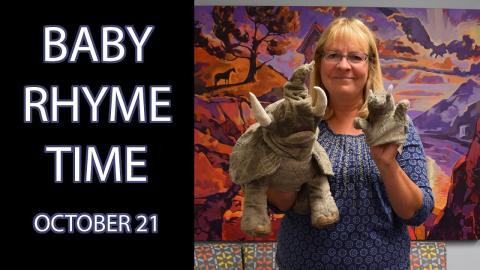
[310,17,384,119]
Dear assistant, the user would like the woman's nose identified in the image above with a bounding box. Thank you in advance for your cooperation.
[336,57,351,70]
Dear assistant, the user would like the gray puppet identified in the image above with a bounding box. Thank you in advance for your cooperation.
[354,85,410,152]
[229,61,339,237]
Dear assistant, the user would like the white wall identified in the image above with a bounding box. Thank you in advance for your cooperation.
[195,1,480,269]
[447,241,480,270]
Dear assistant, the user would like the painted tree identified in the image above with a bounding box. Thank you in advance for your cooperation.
[195,6,300,84]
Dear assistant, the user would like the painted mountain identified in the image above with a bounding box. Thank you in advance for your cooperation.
[194,6,480,241]
[428,118,480,240]
[414,79,480,139]
[412,80,480,240]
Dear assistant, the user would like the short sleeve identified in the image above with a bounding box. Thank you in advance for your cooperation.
[396,119,434,226]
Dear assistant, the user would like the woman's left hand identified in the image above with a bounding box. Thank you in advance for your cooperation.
[370,143,399,168]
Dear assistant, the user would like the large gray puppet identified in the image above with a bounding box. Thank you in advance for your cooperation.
[229,61,339,237]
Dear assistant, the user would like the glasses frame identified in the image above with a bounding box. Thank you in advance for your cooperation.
[321,51,371,65]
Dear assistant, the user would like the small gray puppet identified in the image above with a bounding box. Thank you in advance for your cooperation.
[354,85,410,153]
[229,61,339,237]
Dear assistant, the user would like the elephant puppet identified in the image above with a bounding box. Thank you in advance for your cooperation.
[229,61,339,237]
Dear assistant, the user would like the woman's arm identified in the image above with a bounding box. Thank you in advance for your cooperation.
[370,121,434,223]
[371,144,423,219]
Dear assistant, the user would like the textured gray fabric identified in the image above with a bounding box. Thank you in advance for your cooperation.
[230,124,334,185]
[229,122,282,185]
[354,90,409,153]
[228,62,339,236]
[229,62,333,185]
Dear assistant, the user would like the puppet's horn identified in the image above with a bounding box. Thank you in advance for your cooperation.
[386,84,394,92]
[249,92,272,127]
[311,86,328,117]
[386,84,395,103]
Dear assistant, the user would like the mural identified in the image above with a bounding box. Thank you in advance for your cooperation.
[194,6,480,241]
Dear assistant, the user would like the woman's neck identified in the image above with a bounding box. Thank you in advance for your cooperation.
[326,99,364,135]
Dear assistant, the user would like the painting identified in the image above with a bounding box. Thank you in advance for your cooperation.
[194,6,480,241]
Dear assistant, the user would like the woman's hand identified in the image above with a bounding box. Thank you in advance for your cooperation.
[370,143,399,168]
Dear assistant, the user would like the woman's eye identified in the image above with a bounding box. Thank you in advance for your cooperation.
[326,53,339,60]
[349,54,364,62]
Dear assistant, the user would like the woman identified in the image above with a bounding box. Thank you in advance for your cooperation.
[267,17,434,269]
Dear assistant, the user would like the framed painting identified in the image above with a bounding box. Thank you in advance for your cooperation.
[194,5,479,241]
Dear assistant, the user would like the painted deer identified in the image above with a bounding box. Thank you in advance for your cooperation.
[214,67,236,86]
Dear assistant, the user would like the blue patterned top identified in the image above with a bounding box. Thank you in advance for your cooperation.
[276,120,434,270]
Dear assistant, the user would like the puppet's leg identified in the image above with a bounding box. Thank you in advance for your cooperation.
[308,174,339,228]
[241,179,271,236]
[292,184,310,215]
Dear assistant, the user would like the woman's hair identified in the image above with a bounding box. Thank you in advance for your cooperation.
[310,17,384,119]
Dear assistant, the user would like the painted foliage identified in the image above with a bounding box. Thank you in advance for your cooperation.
[194,6,480,241]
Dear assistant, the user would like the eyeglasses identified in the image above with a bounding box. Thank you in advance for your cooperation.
[322,51,370,64]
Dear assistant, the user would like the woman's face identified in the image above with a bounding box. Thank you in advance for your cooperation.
[319,35,369,103]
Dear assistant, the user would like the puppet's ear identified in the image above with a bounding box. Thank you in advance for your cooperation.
[249,92,272,127]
